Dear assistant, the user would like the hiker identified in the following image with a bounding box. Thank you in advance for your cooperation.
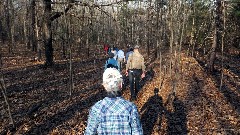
[113,46,119,52]
[85,68,143,135]
[103,44,109,55]
[125,47,134,62]
[125,45,146,101]
[111,47,118,60]
[104,52,120,71]
[117,48,125,71]
[108,46,112,54]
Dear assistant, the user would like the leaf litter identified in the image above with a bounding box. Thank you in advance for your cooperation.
[0,47,239,135]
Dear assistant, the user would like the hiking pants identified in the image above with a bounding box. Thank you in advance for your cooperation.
[128,69,142,98]
[118,58,124,71]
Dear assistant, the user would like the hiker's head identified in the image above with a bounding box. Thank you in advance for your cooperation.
[108,52,114,58]
[103,68,123,94]
[134,45,140,51]
[129,47,133,52]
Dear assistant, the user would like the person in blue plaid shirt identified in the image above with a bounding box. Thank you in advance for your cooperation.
[85,68,143,135]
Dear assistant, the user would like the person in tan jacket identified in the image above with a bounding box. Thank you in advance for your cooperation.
[125,45,146,101]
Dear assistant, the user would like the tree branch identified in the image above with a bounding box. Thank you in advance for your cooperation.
[50,0,122,22]
[50,0,75,21]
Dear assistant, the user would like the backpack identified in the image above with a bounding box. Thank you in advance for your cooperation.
[106,59,118,69]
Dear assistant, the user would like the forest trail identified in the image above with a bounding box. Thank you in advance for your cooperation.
[1,0,240,134]
[1,47,239,135]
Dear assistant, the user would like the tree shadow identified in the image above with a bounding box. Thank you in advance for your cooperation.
[201,92,239,134]
[164,93,188,135]
[5,60,104,95]
[1,58,106,134]
[210,70,240,114]
[194,56,239,114]
[24,89,107,135]
[140,68,155,90]
[186,72,240,134]
[141,88,164,135]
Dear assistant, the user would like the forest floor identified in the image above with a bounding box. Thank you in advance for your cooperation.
[0,44,240,135]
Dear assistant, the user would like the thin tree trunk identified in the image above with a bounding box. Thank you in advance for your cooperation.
[69,16,73,96]
[156,2,160,59]
[0,56,14,127]
[208,0,222,73]
[208,27,217,73]
[0,2,3,42]
[86,32,89,57]
[10,24,15,54]
[5,0,10,41]
[159,52,162,90]
[1,77,14,127]
[31,0,37,52]
[177,0,186,75]
[220,1,225,90]
[147,2,150,57]
[35,1,41,60]
[7,0,14,54]
[23,15,28,48]
[169,0,174,78]
[190,4,195,57]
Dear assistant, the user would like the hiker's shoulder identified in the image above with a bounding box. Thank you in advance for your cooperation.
[109,58,117,63]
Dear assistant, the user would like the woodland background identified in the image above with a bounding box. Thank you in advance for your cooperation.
[0,0,239,135]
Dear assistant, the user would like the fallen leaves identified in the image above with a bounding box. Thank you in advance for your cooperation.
[1,47,240,135]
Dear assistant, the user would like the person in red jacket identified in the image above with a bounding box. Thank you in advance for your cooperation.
[104,44,109,55]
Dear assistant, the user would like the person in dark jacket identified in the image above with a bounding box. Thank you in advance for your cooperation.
[125,47,134,62]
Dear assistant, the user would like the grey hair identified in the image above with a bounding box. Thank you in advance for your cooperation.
[103,68,122,94]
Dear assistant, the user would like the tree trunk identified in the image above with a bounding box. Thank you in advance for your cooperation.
[208,0,222,73]
[6,0,14,54]
[31,0,37,52]
[23,13,28,48]
[42,0,74,66]
[0,2,2,41]
[190,3,195,57]
[156,2,160,59]
[147,2,150,57]
[43,0,53,66]
[69,15,73,95]
[208,27,217,73]
[35,2,41,60]
[169,0,174,78]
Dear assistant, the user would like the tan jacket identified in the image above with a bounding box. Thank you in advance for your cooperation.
[126,52,146,72]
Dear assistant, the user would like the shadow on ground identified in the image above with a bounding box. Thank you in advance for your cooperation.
[141,88,164,135]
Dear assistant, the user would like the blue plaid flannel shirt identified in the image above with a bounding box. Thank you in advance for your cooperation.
[85,97,143,135]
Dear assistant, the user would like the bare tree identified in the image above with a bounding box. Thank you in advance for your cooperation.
[42,0,74,66]
[208,0,223,73]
